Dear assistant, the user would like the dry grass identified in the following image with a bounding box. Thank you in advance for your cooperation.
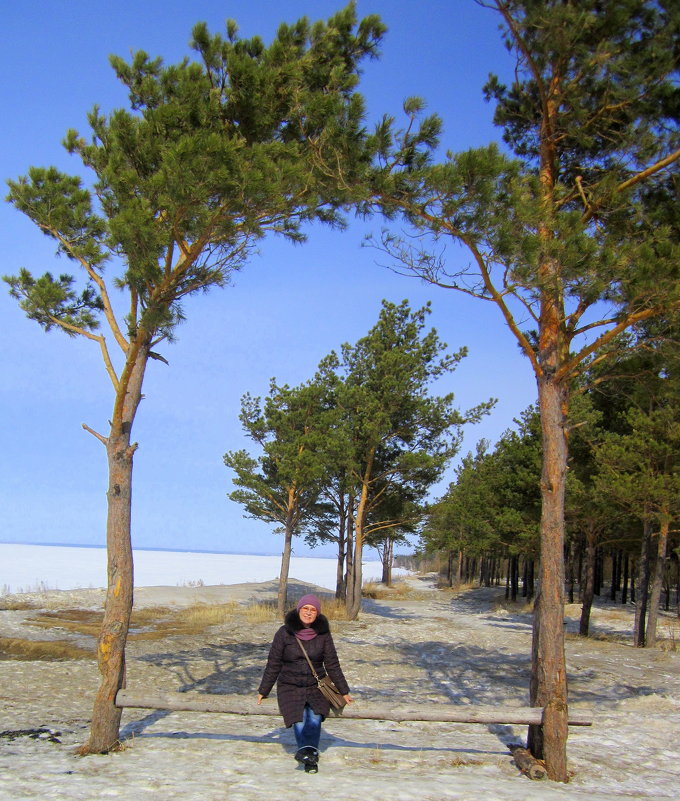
[0,636,93,661]
[27,609,104,637]
[491,595,534,615]
[362,580,432,601]
[565,631,630,645]
[438,756,486,768]
[0,598,41,611]
[243,598,350,622]
[20,597,353,643]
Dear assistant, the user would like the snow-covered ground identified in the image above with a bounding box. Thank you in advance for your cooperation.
[0,543,395,595]
[1,555,679,800]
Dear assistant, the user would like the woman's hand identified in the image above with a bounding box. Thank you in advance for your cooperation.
[257,694,265,705]
[343,694,353,705]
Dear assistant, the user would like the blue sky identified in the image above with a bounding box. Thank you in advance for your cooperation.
[1,1,537,558]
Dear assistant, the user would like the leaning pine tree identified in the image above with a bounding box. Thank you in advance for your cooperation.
[368,0,679,781]
[4,4,385,754]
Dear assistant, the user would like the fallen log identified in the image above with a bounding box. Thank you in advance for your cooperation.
[508,744,547,780]
[115,690,592,726]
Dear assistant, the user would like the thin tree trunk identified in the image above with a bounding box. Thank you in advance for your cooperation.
[447,549,454,587]
[277,519,294,617]
[344,496,354,605]
[621,552,629,605]
[634,522,652,646]
[579,523,596,637]
[347,459,373,620]
[335,505,347,600]
[527,559,535,600]
[566,538,576,604]
[81,341,149,754]
[381,538,394,586]
[611,549,622,602]
[335,538,346,600]
[510,554,519,602]
[528,375,569,782]
[645,514,669,648]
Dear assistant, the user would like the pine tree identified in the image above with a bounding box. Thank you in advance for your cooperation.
[225,378,338,615]
[4,3,385,753]
[368,0,679,779]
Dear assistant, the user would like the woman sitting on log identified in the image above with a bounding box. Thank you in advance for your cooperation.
[257,594,352,773]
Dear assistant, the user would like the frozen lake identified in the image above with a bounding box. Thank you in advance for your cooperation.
[0,543,393,595]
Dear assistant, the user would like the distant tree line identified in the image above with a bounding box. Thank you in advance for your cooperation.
[422,317,680,649]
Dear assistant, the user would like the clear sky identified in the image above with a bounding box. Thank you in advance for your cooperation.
[1,0,537,558]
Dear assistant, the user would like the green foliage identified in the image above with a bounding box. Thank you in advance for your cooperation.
[5,3,385,352]
[5,268,103,335]
[334,299,494,534]
[225,299,490,561]
[224,378,336,534]
[424,406,542,559]
[369,0,680,380]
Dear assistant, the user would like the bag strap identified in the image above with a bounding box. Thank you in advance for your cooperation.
[296,637,321,681]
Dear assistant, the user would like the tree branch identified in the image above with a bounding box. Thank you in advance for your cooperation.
[47,315,120,390]
[44,225,129,354]
[82,423,108,446]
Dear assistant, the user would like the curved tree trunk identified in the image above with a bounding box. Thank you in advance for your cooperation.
[81,341,149,754]
[528,375,569,782]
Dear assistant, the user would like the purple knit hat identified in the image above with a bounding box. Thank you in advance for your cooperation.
[296,594,321,613]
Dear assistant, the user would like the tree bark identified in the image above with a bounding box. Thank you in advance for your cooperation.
[510,554,519,602]
[344,494,355,604]
[528,375,569,782]
[380,538,394,586]
[277,510,295,617]
[346,457,373,620]
[335,502,348,600]
[81,341,149,754]
[634,521,652,646]
[645,513,669,648]
[566,539,576,604]
[579,523,596,637]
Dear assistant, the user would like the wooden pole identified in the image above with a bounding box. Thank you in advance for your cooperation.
[115,690,592,726]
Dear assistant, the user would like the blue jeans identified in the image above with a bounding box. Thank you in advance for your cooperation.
[293,704,322,750]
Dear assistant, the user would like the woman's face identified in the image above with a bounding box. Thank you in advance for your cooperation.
[299,604,318,626]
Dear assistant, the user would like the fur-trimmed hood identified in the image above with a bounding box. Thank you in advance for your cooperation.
[284,609,330,636]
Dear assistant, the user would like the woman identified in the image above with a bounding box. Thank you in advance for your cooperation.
[257,593,352,773]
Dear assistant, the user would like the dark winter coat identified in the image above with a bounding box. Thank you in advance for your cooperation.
[258,610,350,727]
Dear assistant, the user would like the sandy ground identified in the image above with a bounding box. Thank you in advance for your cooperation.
[1,576,679,801]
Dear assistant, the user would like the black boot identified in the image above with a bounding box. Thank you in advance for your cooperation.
[295,746,319,773]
